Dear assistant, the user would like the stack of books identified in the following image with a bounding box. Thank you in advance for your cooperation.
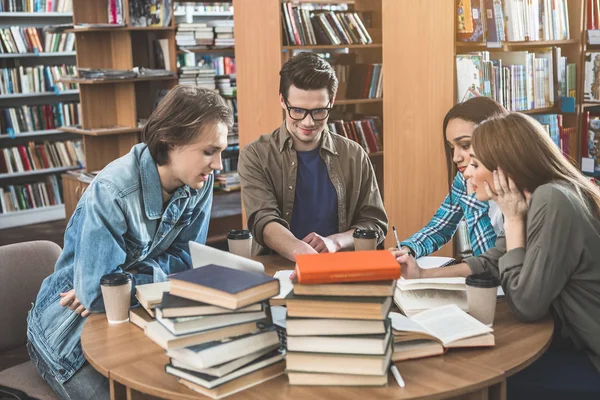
[143,265,285,399]
[284,251,400,386]
[210,20,234,47]
[176,23,214,47]
[178,66,217,90]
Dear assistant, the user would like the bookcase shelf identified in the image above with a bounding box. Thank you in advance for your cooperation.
[174,11,233,17]
[455,39,580,50]
[0,90,79,100]
[0,204,66,229]
[0,166,81,180]
[0,129,65,140]
[0,12,72,17]
[283,44,383,50]
[60,126,142,136]
[67,26,175,33]
[59,75,177,85]
[177,47,235,54]
[0,52,76,59]
[335,98,383,105]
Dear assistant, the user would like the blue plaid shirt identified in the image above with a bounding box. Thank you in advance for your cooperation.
[401,173,497,258]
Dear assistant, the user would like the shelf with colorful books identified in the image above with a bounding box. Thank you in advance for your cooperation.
[283,43,382,50]
[59,75,177,85]
[456,39,580,50]
[0,129,65,139]
[0,204,65,229]
[0,166,80,179]
[455,0,581,163]
[176,47,234,54]
[0,52,76,58]
[0,90,79,100]
[0,12,72,17]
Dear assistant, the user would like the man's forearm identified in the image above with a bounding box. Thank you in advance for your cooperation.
[328,229,355,251]
[263,221,303,261]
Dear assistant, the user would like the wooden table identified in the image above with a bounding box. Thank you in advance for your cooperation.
[81,255,554,400]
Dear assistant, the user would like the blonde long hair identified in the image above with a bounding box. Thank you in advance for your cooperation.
[472,112,600,217]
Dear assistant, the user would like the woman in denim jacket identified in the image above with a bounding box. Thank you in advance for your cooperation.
[26,86,233,400]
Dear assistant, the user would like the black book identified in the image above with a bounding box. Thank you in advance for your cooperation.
[169,264,280,310]
[158,292,264,318]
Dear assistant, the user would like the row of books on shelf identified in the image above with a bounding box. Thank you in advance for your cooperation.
[328,117,382,155]
[457,0,570,43]
[529,113,572,151]
[0,0,72,12]
[1,102,81,135]
[178,53,235,75]
[174,2,233,15]
[0,27,74,54]
[583,112,600,175]
[456,48,575,111]
[0,65,77,95]
[334,62,382,100]
[0,175,63,215]
[281,3,373,47]
[0,140,84,174]
[176,21,234,48]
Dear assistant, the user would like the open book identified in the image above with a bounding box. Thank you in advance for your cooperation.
[390,304,494,361]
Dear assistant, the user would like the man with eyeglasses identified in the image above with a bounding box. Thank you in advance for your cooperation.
[238,52,387,261]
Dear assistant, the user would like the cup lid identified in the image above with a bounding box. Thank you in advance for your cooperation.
[466,273,500,288]
[100,272,131,287]
[227,229,252,240]
[353,228,377,239]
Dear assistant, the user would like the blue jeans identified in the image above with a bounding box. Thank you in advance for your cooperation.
[26,341,109,400]
[507,324,600,400]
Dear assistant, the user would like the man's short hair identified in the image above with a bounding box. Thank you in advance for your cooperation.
[279,52,338,102]
[142,85,233,165]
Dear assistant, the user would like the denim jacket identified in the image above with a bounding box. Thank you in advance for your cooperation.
[27,143,213,383]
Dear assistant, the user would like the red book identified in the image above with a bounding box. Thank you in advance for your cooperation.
[294,251,401,284]
[17,146,31,171]
[287,3,302,45]
[361,120,379,153]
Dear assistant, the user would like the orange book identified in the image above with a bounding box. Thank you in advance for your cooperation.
[294,250,401,285]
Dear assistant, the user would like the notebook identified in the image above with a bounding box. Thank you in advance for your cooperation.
[189,241,264,274]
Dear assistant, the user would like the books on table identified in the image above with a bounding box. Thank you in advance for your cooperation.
[286,345,392,376]
[285,292,392,320]
[157,292,263,318]
[390,304,494,361]
[168,264,280,309]
[155,307,268,336]
[287,329,392,355]
[294,250,400,284]
[286,317,387,336]
[129,307,154,330]
[135,281,170,317]
[293,280,395,297]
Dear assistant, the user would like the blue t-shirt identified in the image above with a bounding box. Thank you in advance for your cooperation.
[290,148,339,240]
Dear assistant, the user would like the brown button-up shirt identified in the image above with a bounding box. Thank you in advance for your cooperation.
[238,122,388,256]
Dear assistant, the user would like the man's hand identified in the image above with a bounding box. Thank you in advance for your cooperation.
[389,248,423,279]
[302,232,339,253]
[60,289,91,317]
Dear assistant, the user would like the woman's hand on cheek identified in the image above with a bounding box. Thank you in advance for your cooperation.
[486,167,530,221]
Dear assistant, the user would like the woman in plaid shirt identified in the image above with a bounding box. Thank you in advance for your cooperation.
[400,97,507,258]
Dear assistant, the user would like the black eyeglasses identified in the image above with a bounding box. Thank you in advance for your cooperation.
[283,97,332,121]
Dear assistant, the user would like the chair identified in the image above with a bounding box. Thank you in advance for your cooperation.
[0,241,62,400]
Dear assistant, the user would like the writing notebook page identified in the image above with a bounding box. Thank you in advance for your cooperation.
[410,304,493,346]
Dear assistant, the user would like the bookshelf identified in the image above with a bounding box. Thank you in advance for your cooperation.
[0,10,81,228]
[174,1,243,242]
[234,0,385,197]
[58,0,179,221]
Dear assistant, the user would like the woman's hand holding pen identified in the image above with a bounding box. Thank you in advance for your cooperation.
[389,248,423,279]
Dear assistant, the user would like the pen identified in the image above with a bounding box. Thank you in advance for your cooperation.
[392,226,402,250]
[390,364,405,388]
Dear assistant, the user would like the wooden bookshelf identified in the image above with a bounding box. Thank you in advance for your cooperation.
[0,12,81,228]
[59,0,178,220]
[234,0,385,204]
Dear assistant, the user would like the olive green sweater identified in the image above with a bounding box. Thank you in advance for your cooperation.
[465,182,600,372]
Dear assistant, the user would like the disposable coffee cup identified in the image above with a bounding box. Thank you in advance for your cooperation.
[100,273,132,325]
[227,229,253,258]
[466,273,500,326]
[353,229,378,251]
